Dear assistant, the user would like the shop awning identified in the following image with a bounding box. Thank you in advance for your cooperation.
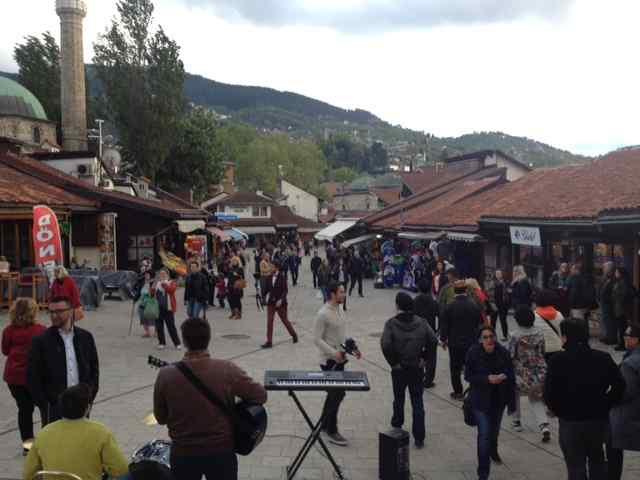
[398,231,445,241]
[207,227,231,242]
[314,220,357,241]
[239,226,277,234]
[175,220,205,233]
[341,234,377,248]
[224,228,249,241]
[446,232,484,242]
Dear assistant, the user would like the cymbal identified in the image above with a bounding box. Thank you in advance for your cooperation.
[143,413,158,426]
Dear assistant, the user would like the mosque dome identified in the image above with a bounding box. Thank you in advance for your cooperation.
[0,76,48,120]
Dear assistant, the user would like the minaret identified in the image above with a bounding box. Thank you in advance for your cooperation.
[56,0,88,151]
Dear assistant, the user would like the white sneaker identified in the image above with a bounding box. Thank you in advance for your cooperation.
[541,424,551,443]
[512,420,523,432]
[176,345,182,350]
[156,344,166,350]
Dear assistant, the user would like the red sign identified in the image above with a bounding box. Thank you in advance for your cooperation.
[33,205,64,269]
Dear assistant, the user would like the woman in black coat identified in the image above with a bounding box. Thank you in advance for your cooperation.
[464,325,516,480]
[227,258,245,320]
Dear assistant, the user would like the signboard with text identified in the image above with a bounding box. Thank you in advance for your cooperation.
[33,205,64,271]
[509,226,542,247]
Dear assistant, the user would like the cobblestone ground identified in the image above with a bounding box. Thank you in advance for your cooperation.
[0,255,638,479]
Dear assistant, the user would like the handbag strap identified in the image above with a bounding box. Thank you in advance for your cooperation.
[175,362,233,420]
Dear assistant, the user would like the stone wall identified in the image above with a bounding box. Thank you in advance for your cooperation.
[0,116,57,150]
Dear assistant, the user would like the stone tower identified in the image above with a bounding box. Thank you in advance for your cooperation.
[56,0,88,151]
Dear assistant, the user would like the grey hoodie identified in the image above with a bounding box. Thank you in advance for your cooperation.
[381,312,438,368]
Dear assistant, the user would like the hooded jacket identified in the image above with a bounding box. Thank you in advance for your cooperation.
[381,312,438,369]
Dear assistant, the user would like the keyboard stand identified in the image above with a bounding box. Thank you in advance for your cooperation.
[286,390,346,480]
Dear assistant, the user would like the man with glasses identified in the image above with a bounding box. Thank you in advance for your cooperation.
[28,296,99,425]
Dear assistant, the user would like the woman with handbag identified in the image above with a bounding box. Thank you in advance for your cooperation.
[227,258,246,320]
[464,325,516,480]
[508,306,550,442]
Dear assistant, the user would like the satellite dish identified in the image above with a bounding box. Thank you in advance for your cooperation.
[102,148,122,173]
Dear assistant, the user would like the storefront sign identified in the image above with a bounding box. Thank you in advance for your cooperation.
[510,226,541,247]
[215,213,239,221]
[33,205,64,270]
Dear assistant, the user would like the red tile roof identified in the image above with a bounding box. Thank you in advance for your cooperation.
[371,187,402,206]
[0,153,205,219]
[364,166,506,227]
[217,191,275,206]
[440,147,640,224]
[399,169,440,194]
[0,161,96,208]
[375,177,505,230]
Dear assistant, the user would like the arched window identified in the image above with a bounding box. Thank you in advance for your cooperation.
[33,126,41,144]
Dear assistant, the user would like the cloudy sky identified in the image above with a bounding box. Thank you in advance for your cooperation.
[1,0,638,156]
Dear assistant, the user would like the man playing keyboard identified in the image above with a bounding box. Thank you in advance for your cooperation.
[313,282,361,446]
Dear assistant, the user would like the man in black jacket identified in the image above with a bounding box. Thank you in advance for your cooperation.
[381,292,438,448]
[348,251,365,297]
[413,278,439,388]
[440,281,483,400]
[28,296,99,425]
[544,318,625,480]
[310,251,322,288]
[184,260,210,319]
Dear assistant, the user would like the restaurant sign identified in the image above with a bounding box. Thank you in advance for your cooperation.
[33,205,64,270]
[509,226,541,247]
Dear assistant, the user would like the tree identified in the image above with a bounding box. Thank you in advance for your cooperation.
[160,107,224,203]
[237,135,327,197]
[93,0,185,182]
[332,166,358,183]
[369,141,389,172]
[13,32,61,125]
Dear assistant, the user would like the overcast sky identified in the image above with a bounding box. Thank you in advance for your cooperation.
[1,0,638,156]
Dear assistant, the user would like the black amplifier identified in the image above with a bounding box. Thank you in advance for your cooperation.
[379,428,410,480]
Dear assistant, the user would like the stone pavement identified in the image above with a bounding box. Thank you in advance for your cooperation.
[0,255,638,480]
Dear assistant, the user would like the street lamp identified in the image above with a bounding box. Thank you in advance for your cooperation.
[87,118,105,159]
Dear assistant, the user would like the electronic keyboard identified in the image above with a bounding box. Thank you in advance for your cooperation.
[264,370,370,391]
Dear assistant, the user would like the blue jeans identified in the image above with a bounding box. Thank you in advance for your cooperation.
[187,300,207,319]
[391,367,425,443]
[473,406,505,480]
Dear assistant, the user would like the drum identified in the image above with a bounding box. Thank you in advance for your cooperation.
[129,439,173,480]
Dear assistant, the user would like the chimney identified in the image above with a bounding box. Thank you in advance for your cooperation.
[56,0,88,151]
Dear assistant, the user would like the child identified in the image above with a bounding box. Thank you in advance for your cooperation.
[216,274,227,309]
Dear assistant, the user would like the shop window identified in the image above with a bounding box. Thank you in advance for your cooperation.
[128,235,154,265]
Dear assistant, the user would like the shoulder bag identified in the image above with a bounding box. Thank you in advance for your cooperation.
[174,362,267,456]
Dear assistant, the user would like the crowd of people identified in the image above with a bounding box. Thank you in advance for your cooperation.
[1,240,640,480]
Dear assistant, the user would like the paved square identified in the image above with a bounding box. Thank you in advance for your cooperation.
[0,256,638,479]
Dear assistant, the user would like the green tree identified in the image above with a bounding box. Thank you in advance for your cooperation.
[332,166,358,183]
[93,0,185,182]
[369,141,388,172]
[237,135,327,197]
[13,32,61,125]
[160,107,224,203]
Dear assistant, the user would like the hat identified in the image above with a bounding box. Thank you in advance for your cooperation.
[626,324,640,339]
[395,292,414,312]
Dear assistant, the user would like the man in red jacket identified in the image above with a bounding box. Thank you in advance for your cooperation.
[261,261,298,349]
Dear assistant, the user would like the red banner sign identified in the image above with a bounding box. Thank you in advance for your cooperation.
[33,205,64,269]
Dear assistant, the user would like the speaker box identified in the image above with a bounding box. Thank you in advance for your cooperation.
[379,428,410,480]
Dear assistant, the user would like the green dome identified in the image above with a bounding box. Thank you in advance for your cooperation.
[0,76,48,120]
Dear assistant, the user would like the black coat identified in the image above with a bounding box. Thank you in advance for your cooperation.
[310,257,322,272]
[27,326,99,408]
[544,343,625,422]
[349,257,364,276]
[439,295,483,347]
[264,272,288,306]
[381,313,438,369]
[511,279,533,307]
[413,293,439,331]
[464,343,516,413]
[184,271,210,303]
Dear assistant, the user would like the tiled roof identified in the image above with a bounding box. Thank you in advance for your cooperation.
[460,147,640,223]
[371,187,402,206]
[375,177,504,230]
[399,169,439,194]
[0,153,205,219]
[217,191,275,206]
[0,161,96,208]
[445,149,532,171]
[364,166,506,227]
[271,205,322,230]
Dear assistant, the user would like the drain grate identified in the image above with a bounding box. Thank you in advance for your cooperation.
[369,332,383,338]
[221,334,251,340]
